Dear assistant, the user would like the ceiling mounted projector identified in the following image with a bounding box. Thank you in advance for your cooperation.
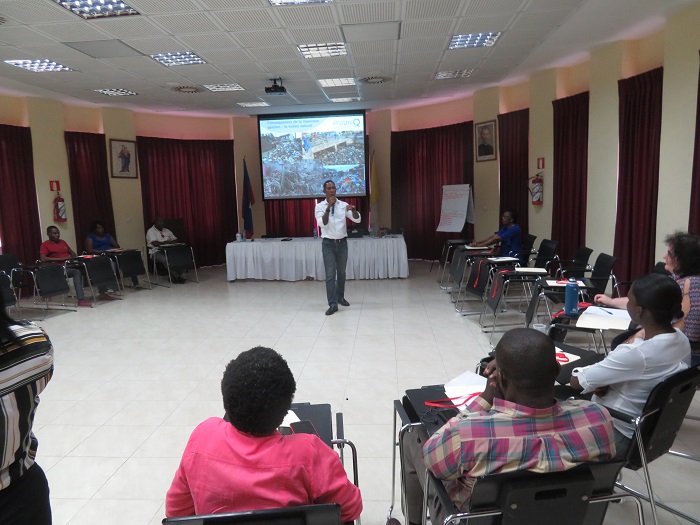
[265,78,287,95]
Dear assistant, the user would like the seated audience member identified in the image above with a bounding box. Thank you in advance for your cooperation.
[146,216,185,283]
[85,220,140,288]
[401,328,615,525]
[0,290,54,524]
[165,346,362,522]
[594,232,700,365]
[571,272,691,458]
[39,226,95,307]
[469,209,523,258]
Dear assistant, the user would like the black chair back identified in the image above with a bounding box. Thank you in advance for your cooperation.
[161,503,341,525]
[0,254,27,288]
[0,273,16,308]
[114,250,146,279]
[521,234,536,254]
[588,253,617,296]
[532,239,559,271]
[564,246,594,278]
[34,265,70,299]
[625,366,700,470]
[449,247,470,285]
[163,245,196,270]
[82,256,118,289]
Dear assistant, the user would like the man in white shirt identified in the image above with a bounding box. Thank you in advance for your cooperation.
[314,180,361,315]
[146,216,185,283]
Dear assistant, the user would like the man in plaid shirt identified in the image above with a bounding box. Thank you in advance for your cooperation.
[401,328,615,525]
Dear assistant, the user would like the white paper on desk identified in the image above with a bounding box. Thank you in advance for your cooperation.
[514,267,548,274]
[280,410,301,427]
[546,279,585,287]
[555,350,581,365]
[444,370,487,406]
[464,245,493,250]
[576,306,631,331]
[487,257,519,262]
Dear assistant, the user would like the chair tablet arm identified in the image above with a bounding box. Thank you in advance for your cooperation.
[603,406,637,423]
[561,266,592,277]
[394,399,414,427]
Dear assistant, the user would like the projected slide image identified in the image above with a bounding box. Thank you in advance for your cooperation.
[259,113,367,199]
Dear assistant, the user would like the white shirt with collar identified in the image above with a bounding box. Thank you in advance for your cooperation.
[314,199,361,240]
[146,225,177,255]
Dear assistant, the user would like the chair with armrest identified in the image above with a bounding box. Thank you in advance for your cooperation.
[514,233,537,265]
[159,244,199,286]
[610,365,700,525]
[113,249,150,290]
[421,460,644,525]
[79,255,122,304]
[555,246,594,279]
[31,264,77,317]
[162,503,342,525]
[0,253,31,302]
[435,239,468,285]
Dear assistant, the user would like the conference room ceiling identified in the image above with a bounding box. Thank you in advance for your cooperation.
[0,0,693,117]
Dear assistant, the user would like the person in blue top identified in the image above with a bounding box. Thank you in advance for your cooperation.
[85,220,140,288]
[470,209,523,258]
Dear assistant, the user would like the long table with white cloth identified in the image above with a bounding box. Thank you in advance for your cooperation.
[225,235,409,281]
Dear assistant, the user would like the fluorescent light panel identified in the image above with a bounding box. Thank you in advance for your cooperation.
[435,69,475,79]
[318,77,355,87]
[53,0,139,19]
[298,43,347,58]
[95,88,137,96]
[4,59,72,72]
[269,0,331,5]
[449,32,501,49]
[238,102,270,107]
[150,52,206,66]
[204,83,245,92]
[331,97,360,102]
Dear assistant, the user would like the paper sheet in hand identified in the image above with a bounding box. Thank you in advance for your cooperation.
[576,306,631,331]
[444,370,487,406]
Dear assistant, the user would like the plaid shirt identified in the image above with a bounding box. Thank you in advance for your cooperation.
[423,396,615,510]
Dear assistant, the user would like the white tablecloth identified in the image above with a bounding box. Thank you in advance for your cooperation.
[225,236,409,281]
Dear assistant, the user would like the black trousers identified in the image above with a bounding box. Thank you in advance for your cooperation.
[0,463,52,525]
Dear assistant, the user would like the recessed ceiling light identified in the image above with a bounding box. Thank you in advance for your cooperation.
[238,102,270,107]
[150,52,206,67]
[331,97,361,102]
[95,88,137,96]
[298,43,347,59]
[449,32,501,49]
[318,78,355,87]
[435,69,475,79]
[204,83,245,92]
[53,0,139,20]
[269,0,331,5]
[4,59,72,72]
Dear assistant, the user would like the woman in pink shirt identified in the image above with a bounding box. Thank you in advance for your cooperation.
[165,347,362,522]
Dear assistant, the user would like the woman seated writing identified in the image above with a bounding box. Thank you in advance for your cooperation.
[595,232,700,366]
[570,273,691,458]
[165,346,362,522]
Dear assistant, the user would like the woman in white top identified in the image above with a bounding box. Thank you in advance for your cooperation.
[570,272,691,458]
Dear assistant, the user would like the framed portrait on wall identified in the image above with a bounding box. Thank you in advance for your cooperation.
[109,139,138,179]
[474,120,497,162]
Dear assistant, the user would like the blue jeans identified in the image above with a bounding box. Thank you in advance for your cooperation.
[322,238,348,306]
[66,267,85,299]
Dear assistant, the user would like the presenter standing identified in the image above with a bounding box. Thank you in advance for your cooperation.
[315,180,361,315]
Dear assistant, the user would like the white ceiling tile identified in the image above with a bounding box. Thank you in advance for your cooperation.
[90,17,169,40]
[33,22,113,42]
[340,1,396,24]
[198,49,254,64]
[213,9,277,31]
[352,54,395,69]
[453,14,516,33]
[178,33,240,50]
[232,30,289,48]
[0,0,76,24]
[405,0,462,20]
[152,12,221,34]
[247,46,299,62]
[123,37,184,55]
[287,27,344,44]
[401,19,454,38]
[306,56,351,70]
[0,27,58,45]
[128,0,202,15]
[464,0,527,16]
[398,37,445,54]
[348,40,395,55]
[275,5,336,27]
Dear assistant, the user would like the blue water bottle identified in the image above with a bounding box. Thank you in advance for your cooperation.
[565,278,579,316]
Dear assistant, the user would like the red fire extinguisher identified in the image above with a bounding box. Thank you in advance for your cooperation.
[529,173,543,206]
[53,192,67,222]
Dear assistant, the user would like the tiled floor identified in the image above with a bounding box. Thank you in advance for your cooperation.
[23,261,700,525]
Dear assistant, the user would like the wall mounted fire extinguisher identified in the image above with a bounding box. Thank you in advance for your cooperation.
[529,172,544,206]
[53,192,67,222]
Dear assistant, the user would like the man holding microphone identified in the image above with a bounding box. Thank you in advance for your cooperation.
[315,179,361,315]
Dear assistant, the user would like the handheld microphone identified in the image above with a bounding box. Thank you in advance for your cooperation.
[330,203,335,216]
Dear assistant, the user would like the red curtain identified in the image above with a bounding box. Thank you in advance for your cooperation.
[614,67,664,283]
[497,109,530,236]
[0,124,42,263]
[65,131,115,253]
[689,52,700,234]
[551,92,590,259]
[264,195,368,238]
[137,136,237,266]
[391,122,473,260]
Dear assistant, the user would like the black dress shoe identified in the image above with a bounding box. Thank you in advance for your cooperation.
[325,304,338,315]
[338,298,350,307]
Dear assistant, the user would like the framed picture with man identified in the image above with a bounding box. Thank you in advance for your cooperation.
[475,120,497,162]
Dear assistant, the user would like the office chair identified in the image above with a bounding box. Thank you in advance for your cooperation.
[162,503,342,525]
[611,365,700,525]
[112,249,150,290]
[80,255,122,304]
[422,461,644,525]
[555,246,594,278]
